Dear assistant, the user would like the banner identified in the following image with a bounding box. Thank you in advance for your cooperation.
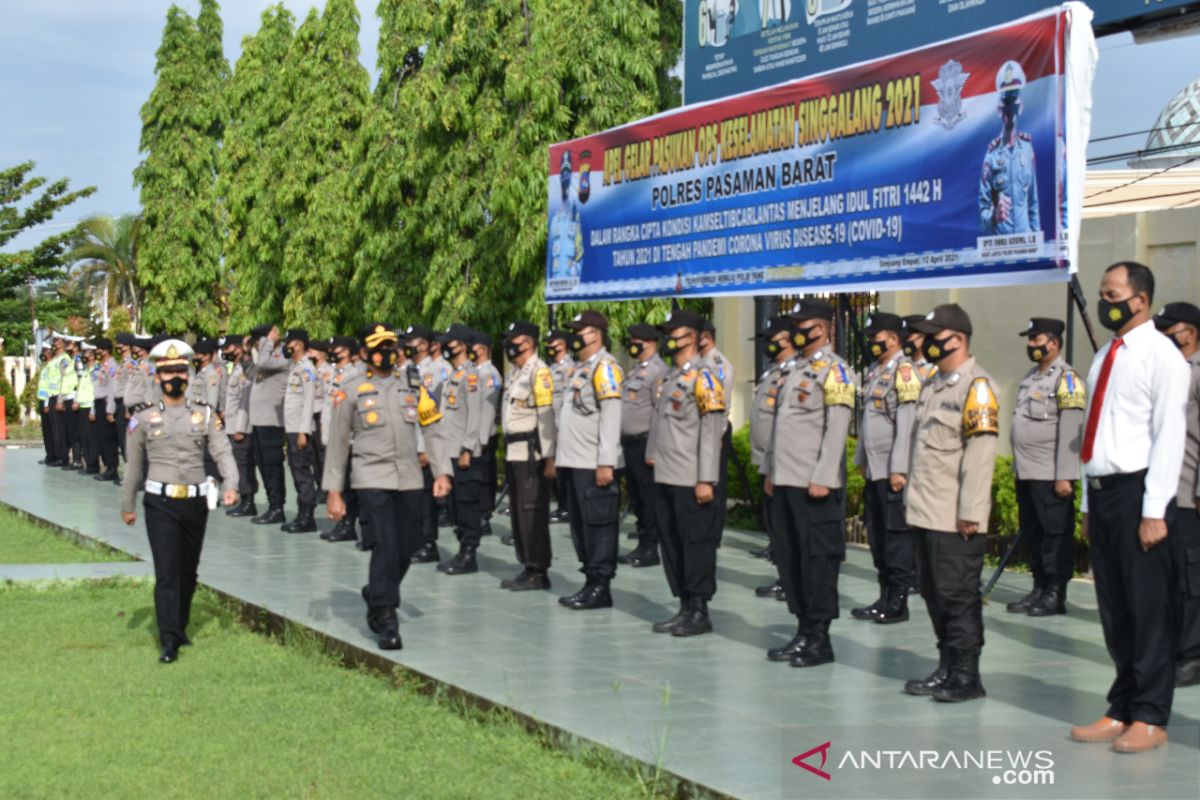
[545,5,1096,303]
[683,0,1191,106]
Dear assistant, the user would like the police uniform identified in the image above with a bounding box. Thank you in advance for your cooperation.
[1008,318,1085,616]
[749,316,794,595]
[646,310,726,636]
[556,311,624,608]
[979,61,1039,235]
[319,338,365,544]
[472,341,503,523]
[36,350,54,464]
[311,343,333,493]
[248,326,290,523]
[222,340,259,517]
[546,331,575,520]
[619,323,669,565]
[500,322,557,588]
[322,324,449,650]
[53,343,79,468]
[76,348,97,471]
[282,329,319,532]
[434,324,486,574]
[121,339,239,663]
[904,304,999,702]
[90,341,120,480]
[762,300,856,668]
[852,313,922,624]
[408,326,449,556]
[700,331,735,544]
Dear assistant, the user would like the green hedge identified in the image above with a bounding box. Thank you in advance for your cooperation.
[0,373,18,425]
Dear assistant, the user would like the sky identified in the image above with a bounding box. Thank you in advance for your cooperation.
[1,1,1198,251]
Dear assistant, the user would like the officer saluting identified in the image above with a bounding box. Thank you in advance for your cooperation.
[324,324,451,650]
[763,299,856,668]
[1008,318,1085,617]
[281,329,319,533]
[904,304,999,703]
[645,309,726,636]
[248,324,291,525]
[121,339,239,663]
[618,322,669,568]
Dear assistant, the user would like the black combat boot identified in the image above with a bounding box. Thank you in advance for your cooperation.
[755,580,785,599]
[873,586,910,624]
[851,584,887,620]
[410,541,440,563]
[749,544,772,559]
[1006,585,1043,613]
[671,598,713,637]
[568,580,613,610]
[376,607,402,650]
[252,506,286,525]
[559,579,594,607]
[618,541,660,567]
[932,647,986,702]
[227,497,257,517]
[790,620,834,667]
[501,570,531,590]
[507,570,551,592]
[1026,582,1067,616]
[282,504,317,533]
[904,645,954,696]
[441,545,478,575]
[652,601,688,633]
[768,622,808,662]
[501,534,515,546]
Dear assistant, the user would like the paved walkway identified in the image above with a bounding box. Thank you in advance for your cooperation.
[0,561,154,581]
[1,446,1197,799]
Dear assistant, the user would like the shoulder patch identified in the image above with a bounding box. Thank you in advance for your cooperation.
[467,373,479,392]
[695,369,726,415]
[357,382,376,394]
[822,363,856,408]
[332,389,347,408]
[895,363,922,404]
[533,367,554,408]
[593,361,623,401]
[1056,370,1086,411]
[417,386,442,427]
[963,377,1000,437]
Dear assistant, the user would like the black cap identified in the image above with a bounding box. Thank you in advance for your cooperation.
[193,338,218,355]
[90,337,113,351]
[701,319,716,334]
[284,328,309,346]
[504,321,540,342]
[901,315,926,336]
[307,338,329,353]
[249,323,273,339]
[543,328,570,344]
[133,336,157,351]
[219,334,244,349]
[565,310,609,332]
[330,335,358,351]
[437,323,476,345]
[1154,302,1200,331]
[627,323,659,341]
[403,324,435,343]
[911,304,973,336]
[787,298,835,322]
[1018,317,1066,338]
[657,309,706,334]
[864,312,903,335]
[470,330,492,348]
[114,332,138,346]
[753,316,792,340]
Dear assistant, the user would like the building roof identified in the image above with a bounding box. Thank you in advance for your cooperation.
[1084,168,1200,218]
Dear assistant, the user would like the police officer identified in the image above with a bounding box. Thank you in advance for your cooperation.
[221,335,259,518]
[618,322,669,567]
[248,324,290,525]
[309,338,332,494]
[320,335,366,544]
[903,304,999,703]
[90,338,120,482]
[545,329,575,523]
[470,331,502,535]
[1153,303,1200,688]
[435,324,485,574]
[1007,318,1085,617]
[190,339,225,409]
[121,338,239,663]
[281,329,319,533]
[404,325,448,562]
[124,336,160,414]
[324,324,451,650]
[557,310,624,610]
[763,300,856,668]
[51,335,78,469]
[36,345,54,464]
[76,342,98,473]
[980,60,1039,235]
[901,315,937,381]
[852,312,921,624]
[113,335,133,460]
[499,321,557,590]
[646,310,726,636]
[699,320,735,542]
[751,316,796,600]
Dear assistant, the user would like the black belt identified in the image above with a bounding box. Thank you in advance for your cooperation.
[1085,469,1147,491]
[505,431,541,463]
[621,433,649,445]
[131,403,152,413]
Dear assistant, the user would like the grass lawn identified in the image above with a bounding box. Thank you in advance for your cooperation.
[3,422,41,440]
[0,505,133,564]
[0,580,666,799]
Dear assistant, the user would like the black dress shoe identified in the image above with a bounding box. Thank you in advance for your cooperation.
[618,543,660,567]
[755,580,784,599]
[410,542,440,563]
[568,582,613,610]
[501,534,515,546]
[159,645,179,664]
[501,570,531,590]
[251,507,286,525]
[1006,587,1043,614]
[559,583,592,607]
[508,571,551,592]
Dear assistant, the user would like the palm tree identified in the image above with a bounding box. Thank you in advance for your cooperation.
[67,213,143,330]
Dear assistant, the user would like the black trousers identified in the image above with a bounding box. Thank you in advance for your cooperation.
[93,398,118,473]
[359,489,423,608]
[312,414,325,490]
[509,459,552,571]
[116,399,127,460]
[285,432,317,508]
[1016,479,1076,587]
[621,435,657,544]
[252,425,286,509]
[768,486,844,621]
[81,406,99,470]
[760,475,775,540]
[554,470,570,512]
[564,466,621,581]
[69,405,82,462]
[144,494,207,648]
[229,433,258,497]
[1174,507,1200,662]
[656,483,720,601]
[479,436,498,516]
[1088,473,1176,726]
[863,479,917,592]
[716,423,732,544]
[451,457,484,547]
[49,400,70,462]
[40,403,53,459]
[420,465,437,544]
[915,528,986,651]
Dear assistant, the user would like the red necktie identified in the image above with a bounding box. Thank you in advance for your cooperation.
[1081,338,1123,464]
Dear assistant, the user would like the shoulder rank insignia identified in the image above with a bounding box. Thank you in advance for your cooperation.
[695,368,726,415]
[417,386,442,427]
[533,367,554,408]
[895,363,922,404]
[593,361,623,401]
[822,363,856,408]
[962,377,1000,437]
[1055,370,1086,411]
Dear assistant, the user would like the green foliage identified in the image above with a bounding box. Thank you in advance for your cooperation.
[67,214,143,329]
[988,456,1019,536]
[106,306,133,339]
[0,506,131,563]
[0,371,18,425]
[19,373,38,416]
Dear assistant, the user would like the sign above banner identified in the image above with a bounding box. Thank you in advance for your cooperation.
[544,5,1097,304]
[683,0,1192,106]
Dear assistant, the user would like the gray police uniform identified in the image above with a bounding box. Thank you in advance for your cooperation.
[416,355,450,546]
[93,355,119,475]
[321,360,365,537]
[313,360,333,490]
[549,353,575,514]
[475,359,502,517]
[1172,350,1200,670]
[980,133,1039,234]
[502,357,557,572]
[249,339,290,511]
[751,359,791,538]
[283,356,319,512]
[702,345,735,541]
[438,361,485,548]
[224,360,258,499]
[621,353,668,548]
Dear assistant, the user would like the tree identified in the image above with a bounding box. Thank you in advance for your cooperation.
[134,3,228,334]
[66,213,144,330]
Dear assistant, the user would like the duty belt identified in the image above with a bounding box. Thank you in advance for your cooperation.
[505,431,541,464]
[621,432,649,445]
[145,480,206,499]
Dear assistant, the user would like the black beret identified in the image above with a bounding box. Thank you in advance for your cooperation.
[1018,317,1066,338]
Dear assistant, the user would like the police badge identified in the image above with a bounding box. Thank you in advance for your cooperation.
[932,60,969,129]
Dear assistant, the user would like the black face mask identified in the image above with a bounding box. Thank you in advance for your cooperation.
[368,346,398,370]
[403,346,418,359]
[1097,297,1137,332]
[569,334,586,353]
[1027,344,1048,362]
[792,324,818,349]
[902,340,918,358]
[922,334,958,363]
[161,376,188,397]
[1166,332,1187,350]
[765,341,781,357]
[284,346,295,359]
[664,335,692,360]
[628,342,644,359]
[504,342,524,361]
[869,340,886,360]
[444,343,464,360]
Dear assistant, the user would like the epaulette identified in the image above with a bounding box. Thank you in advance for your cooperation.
[1018,132,1032,142]
[988,136,1001,151]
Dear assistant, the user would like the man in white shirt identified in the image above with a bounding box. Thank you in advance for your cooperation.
[1070,261,1189,754]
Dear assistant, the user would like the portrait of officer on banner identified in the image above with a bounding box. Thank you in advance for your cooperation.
[699,0,737,48]
[549,149,583,281]
[979,60,1041,235]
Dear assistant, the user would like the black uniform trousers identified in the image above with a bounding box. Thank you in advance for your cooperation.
[312,414,325,491]
[144,493,208,648]
[92,398,118,474]
[760,475,774,539]
[252,424,286,509]
[715,423,732,544]
[1016,479,1076,588]
[554,470,570,513]
[863,479,917,592]
[69,405,83,463]
[1173,507,1200,662]
[621,434,657,544]
[359,489,423,608]
[451,457,484,547]
[479,436,498,516]
[49,400,70,463]
[40,402,53,460]
[115,399,127,460]
[229,432,258,498]
[420,465,438,544]
[509,459,552,571]
[768,486,844,621]
[914,528,987,651]
[81,406,99,470]
[564,466,621,581]
[656,483,721,601]
[1088,472,1177,726]
[285,432,318,508]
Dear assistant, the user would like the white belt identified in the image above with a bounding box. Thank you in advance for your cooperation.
[145,480,205,499]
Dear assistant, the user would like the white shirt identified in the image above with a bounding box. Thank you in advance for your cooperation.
[1081,320,1190,518]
